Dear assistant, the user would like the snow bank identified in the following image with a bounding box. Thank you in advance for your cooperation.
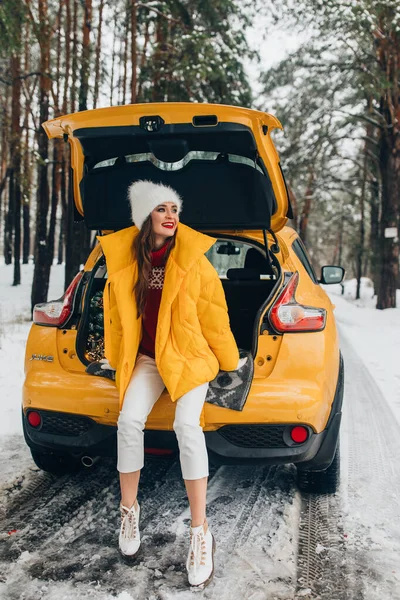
[327,283,400,426]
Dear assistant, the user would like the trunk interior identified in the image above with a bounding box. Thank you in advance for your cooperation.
[77,236,281,364]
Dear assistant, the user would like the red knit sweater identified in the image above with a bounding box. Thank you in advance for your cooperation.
[138,241,169,359]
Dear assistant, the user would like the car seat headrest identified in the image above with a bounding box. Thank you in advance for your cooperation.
[244,248,269,272]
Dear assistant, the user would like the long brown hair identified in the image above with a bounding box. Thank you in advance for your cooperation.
[133,215,176,318]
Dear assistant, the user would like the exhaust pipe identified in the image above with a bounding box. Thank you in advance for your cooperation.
[81,455,99,468]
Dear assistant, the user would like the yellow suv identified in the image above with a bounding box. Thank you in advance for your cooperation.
[23,103,344,493]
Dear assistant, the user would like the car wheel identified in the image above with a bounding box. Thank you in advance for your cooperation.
[30,449,83,476]
[297,441,340,494]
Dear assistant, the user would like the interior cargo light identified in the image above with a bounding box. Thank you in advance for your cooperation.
[27,411,42,428]
[290,426,308,443]
[33,271,83,327]
[269,272,326,332]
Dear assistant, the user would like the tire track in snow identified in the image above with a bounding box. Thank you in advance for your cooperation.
[203,464,299,600]
[2,458,200,598]
[1,469,55,520]
[338,332,400,600]
[2,456,300,599]
[0,457,174,591]
[296,331,400,600]
[296,491,346,599]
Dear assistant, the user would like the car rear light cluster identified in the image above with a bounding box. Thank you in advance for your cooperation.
[269,272,326,332]
[33,271,83,327]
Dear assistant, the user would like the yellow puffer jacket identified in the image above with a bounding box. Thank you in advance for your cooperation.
[97,223,239,409]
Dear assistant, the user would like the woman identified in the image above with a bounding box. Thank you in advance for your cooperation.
[97,180,241,588]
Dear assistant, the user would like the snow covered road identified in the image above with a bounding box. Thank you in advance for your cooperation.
[1,266,400,599]
[1,452,299,599]
[1,331,400,599]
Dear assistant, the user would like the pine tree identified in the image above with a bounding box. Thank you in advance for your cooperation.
[263,0,400,307]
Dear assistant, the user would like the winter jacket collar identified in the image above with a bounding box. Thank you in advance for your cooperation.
[96,223,217,277]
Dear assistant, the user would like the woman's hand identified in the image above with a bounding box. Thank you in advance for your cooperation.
[236,356,248,370]
[99,358,116,371]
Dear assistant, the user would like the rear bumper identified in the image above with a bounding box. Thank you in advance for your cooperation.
[23,354,344,466]
[22,410,117,457]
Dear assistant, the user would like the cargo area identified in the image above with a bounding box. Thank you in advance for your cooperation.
[77,235,282,363]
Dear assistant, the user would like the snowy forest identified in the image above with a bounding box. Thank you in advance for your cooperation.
[1,0,400,309]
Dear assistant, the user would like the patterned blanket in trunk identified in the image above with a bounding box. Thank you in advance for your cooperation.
[85,291,253,411]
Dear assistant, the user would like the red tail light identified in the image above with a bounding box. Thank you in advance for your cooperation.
[33,271,83,327]
[290,426,308,443]
[27,411,42,428]
[269,272,326,333]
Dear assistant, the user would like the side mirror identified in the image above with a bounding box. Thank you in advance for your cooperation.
[216,242,241,255]
[320,265,345,285]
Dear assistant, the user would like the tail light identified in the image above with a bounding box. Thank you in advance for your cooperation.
[269,272,326,333]
[27,411,42,428]
[33,271,83,327]
[290,426,308,443]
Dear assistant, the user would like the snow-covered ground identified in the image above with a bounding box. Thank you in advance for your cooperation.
[1,264,400,599]
[327,277,400,427]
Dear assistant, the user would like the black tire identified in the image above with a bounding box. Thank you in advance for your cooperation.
[30,449,83,476]
[297,441,340,494]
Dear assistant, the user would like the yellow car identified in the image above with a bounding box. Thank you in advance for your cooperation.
[23,103,344,493]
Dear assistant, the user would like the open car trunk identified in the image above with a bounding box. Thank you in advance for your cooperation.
[76,236,282,364]
[42,103,291,233]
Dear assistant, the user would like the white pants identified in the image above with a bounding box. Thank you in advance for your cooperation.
[117,353,209,480]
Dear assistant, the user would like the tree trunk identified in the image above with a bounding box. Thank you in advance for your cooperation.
[131,0,137,103]
[22,31,32,265]
[79,0,92,112]
[109,7,118,105]
[376,127,400,309]
[374,16,400,309]
[48,140,62,269]
[10,54,22,286]
[286,182,298,230]
[70,0,78,112]
[93,0,104,108]
[58,153,67,264]
[63,0,71,114]
[338,199,344,267]
[65,201,85,289]
[58,0,72,266]
[31,0,52,313]
[3,64,13,266]
[299,169,314,246]
[2,167,12,264]
[355,141,368,300]
[121,4,129,104]
[0,79,11,235]
[152,16,165,102]
[137,20,150,101]
[369,175,380,294]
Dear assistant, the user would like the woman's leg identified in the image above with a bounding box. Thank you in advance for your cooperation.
[173,382,209,525]
[118,354,165,508]
[184,477,208,527]
[173,382,214,586]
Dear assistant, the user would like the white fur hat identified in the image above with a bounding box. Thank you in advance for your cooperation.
[128,180,183,230]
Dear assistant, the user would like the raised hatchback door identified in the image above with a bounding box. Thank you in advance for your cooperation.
[42,103,290,232]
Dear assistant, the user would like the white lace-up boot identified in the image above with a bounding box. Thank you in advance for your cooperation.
[186,521,216,588]
[119,501,141,558]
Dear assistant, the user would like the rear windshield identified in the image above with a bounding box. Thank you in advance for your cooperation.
[206,239,271,278]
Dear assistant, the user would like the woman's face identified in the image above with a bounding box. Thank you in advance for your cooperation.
[151,202,179,239]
